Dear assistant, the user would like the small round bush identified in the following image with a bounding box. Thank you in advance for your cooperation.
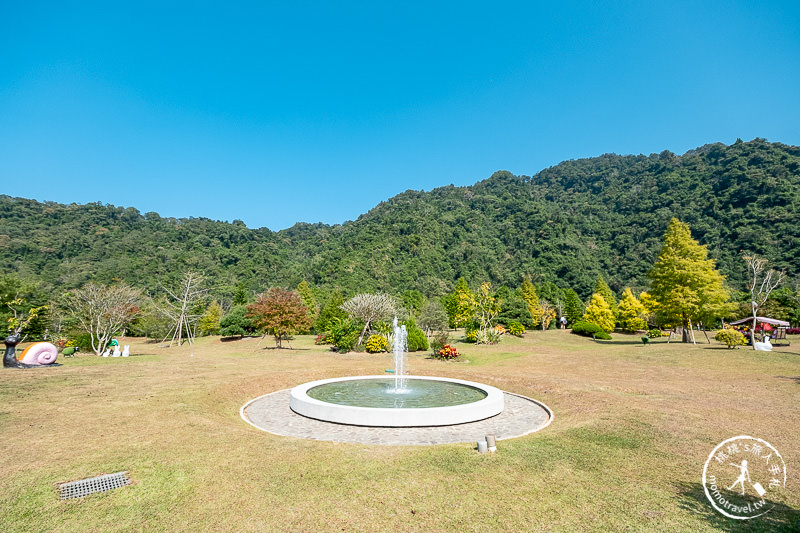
[647,329,663,338]
[365,334,388,353]
[506,321,525,337]
[219,305,256,337]
[715,328,746,348]
[571,320,612,340]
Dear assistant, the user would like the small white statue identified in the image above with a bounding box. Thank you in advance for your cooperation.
[754,335,772,352]
[112,346,121,357]
[122,345,130,357]
[102,349,110,357]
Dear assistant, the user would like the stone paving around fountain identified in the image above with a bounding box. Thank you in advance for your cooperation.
[241,390,552,446]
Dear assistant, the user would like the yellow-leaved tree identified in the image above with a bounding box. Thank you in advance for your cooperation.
[583,293,615,333]
[616,288,647,331]
[648,218,733,343]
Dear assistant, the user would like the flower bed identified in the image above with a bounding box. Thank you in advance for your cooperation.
[436,344,460,359]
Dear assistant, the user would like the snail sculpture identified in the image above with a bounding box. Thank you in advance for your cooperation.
[3,335,59,368]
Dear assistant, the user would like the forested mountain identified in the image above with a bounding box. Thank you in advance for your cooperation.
[1,138,798,300]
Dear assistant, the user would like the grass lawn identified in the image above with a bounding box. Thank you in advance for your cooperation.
[1,331,798,532]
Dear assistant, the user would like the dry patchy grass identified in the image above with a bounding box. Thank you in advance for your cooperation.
[1,331,798,531]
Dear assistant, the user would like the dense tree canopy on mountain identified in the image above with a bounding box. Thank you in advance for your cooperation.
[1,138,798,304]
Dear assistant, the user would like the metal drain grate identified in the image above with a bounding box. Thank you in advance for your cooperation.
[59,471,132,500]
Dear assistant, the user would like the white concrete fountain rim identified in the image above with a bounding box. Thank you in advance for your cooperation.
[289,375,505,427]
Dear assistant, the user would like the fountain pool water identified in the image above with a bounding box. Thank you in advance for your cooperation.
[290,375,504,427]
[288,318,504,427]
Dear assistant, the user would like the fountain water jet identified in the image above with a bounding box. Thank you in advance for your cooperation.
[391,317,408,392]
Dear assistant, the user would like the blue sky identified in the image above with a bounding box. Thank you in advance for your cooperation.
[2,1,799,230]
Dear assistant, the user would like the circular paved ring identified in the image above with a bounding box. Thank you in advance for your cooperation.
[241,389,553,446]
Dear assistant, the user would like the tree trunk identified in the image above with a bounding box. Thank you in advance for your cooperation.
[357,321,370,346]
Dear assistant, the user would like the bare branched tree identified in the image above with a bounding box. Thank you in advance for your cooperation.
[161,272,208,347]
[68,282,142,355]
[744,254,785,349]
[340,292,398,346]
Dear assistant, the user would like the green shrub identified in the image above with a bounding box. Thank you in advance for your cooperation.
[70,332,94,351]
[329,318,359,353]
[430,331,449,354]
[571,320,612,340]
[403,318,429,352]
[507,321,525,337]
[714,328,746,348]
[647,329,664,338]
[219,305,256,337]
[365,334,388,353]
[464,325,478,343]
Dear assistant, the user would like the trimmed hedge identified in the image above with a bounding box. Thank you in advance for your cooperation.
[571,320,612,340]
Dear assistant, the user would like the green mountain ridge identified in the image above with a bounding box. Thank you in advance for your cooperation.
[2,138,798,300]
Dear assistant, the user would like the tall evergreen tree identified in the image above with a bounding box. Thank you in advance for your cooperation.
[563,289,584,326]
[520,278,538,314]
[233,282,248,306]
[296,280,317,327]
[648,218,732,342]
[316,288,347,333]
[594,276,618,324]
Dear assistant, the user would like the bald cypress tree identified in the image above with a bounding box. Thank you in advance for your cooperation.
[648,219,732,342]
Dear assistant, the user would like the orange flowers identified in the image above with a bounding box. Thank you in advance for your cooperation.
[437,344,460,359]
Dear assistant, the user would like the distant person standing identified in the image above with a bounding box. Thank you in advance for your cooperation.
[560,316,567,329]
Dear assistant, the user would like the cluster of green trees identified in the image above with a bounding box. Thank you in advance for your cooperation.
[1,216,793,353]
[2,139,799,349]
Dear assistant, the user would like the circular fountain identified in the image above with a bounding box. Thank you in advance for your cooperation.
[288,318,504,427]
[290,375,504,427]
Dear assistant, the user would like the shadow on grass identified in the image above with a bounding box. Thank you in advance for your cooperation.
[776,376,800,385]
[597,339,645,346]
[254,346,314,351]
[675,481,800,532]
[595,339,654,346]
